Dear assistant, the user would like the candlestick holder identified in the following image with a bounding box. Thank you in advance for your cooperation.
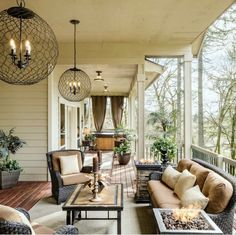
[90,172,102,202]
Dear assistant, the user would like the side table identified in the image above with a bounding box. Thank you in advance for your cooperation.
[134,160,162,203]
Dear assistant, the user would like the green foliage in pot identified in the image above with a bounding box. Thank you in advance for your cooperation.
[114,140,131,155]
[151,136,177,161]
[84,133,96,142]
[0,128,26,171]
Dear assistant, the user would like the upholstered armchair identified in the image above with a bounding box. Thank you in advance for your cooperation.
[0,206,79,234]
[46,149,92,204]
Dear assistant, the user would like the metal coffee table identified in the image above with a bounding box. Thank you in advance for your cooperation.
[62,183,123,234]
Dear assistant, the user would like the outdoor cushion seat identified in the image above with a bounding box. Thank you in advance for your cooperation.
[148,180,180,208]
[61,173,90,186]
[0,205,79,235]
[46,149,92,204]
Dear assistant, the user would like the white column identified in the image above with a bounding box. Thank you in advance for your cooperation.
[128,92,136,153]
[137,72,145,160]
[184,52,193,159]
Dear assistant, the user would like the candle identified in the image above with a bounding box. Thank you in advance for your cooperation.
[93,156,98,172]
[10,39,16,53]
[25,40,31,54]
[97,150,102,169]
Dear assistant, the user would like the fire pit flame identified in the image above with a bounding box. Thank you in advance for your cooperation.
[173,204,201,222]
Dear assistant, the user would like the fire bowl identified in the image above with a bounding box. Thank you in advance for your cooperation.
[153,208,223,235]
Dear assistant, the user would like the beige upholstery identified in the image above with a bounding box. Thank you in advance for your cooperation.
[181,185,209,209]
[177,159,193,172]
[202,172,233,213]
[190,162,211,190]
[59,155,80,175]
[32,222,54,235]
[61,173,90,186]
[0,205,35,234]
[161,165,181,189]
[174,169,196,198]
[148,180,181,208]
[52,151,82,171]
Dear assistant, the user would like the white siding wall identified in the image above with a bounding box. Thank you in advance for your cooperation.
[0,80,48,181]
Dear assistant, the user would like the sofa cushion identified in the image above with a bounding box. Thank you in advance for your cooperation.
[59,155,80,175]
[174,169,196,198]
[177,159,193,172]
[0,205,35,234]
[189,162,211,190]
[181,185,209,209]
[61,173,90,185]
[202,171,233,213]
[32,222,54,235]
[52,151,82,171]
[162,165,181,189]
[148,180,180,208]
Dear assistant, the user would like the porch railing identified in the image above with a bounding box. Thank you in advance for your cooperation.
[192,144,236,177]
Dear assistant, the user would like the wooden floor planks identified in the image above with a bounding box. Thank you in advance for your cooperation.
[0,181,51,210]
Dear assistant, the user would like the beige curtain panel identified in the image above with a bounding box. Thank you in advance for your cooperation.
[92,96,107,131]
[111,96,124,129]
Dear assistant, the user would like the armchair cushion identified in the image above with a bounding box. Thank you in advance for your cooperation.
[61,173,91,185]
[31,222,54,234]
[59,155,80,175]
[0,205,35,234]
[52,151,83,172]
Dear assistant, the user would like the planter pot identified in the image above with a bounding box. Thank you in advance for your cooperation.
[118,153,131,165]
[160,150,169,165]
[0,169,20,189]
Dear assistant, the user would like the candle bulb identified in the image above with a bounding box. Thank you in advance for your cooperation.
[10,39,16,53]
[97,150,102,170]
[93,156,99,172]
[25,40,31,54]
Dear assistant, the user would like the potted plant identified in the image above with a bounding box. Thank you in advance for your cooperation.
[151,136,177,165]
[114,139,131,165]
[0,128,26,189]
[82,133,96,150]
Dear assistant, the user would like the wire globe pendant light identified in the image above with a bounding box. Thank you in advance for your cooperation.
[0,0,58,85]
[58,20,91,102]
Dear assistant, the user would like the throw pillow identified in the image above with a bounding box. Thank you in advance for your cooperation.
[181,185,209,209]
[59,155,80,175]
[174,169,196,198]
[161,165,181,189]
[0,205,35,234]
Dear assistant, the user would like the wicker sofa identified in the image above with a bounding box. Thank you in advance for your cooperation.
[148,158,236,234]
[0,206,78,234]
[46,149,93,204]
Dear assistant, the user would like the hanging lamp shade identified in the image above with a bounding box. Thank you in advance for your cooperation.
[0,0,58,85]
[58,19,91,102]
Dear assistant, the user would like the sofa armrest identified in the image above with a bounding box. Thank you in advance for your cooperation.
[54,225,79,235]
[50,170,63,188]
[149,171,163,180]
[16,208,30,221]
[0,221,31,234]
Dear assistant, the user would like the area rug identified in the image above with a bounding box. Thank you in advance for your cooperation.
[29,196,156,234]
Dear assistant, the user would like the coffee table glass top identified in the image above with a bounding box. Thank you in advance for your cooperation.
[63,183,123,209]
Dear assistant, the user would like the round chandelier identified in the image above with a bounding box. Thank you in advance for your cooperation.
[0,0,58,85]
[58,20,91,102]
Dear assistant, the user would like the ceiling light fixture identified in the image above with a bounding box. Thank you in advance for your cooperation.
[58,20,91,102]
[104,84,108,92]
[0,0,58,85]
[94,71,104,82]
